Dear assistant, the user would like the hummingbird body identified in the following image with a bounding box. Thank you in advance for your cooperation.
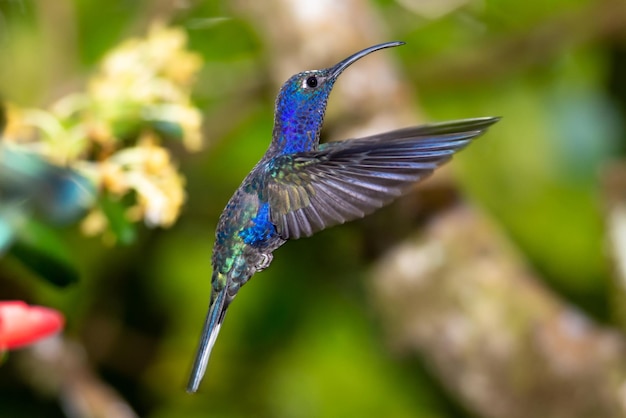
[187,41,499,392]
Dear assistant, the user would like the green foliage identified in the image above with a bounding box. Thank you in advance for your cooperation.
[9,220,79,287]
[99,193,138,245]
[1,0,623,416]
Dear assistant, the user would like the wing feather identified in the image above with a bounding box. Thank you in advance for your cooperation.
[266,117,499,239]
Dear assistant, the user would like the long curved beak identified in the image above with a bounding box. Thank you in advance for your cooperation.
[329,41,405,78]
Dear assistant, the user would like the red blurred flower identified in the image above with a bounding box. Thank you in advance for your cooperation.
[0,301,64,350]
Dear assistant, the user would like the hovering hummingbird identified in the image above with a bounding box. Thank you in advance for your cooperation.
[187,41,499,392]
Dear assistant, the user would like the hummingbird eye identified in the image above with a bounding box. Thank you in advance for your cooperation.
[305,76,318,88]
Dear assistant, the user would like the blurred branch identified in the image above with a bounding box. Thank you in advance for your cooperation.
[370,205,626,418]
[413,0,626,90]
[18,336,138,418]
[603,161,626,330]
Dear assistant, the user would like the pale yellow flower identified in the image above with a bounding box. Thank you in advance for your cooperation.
[3,22,204,239]
[101,135,186,228]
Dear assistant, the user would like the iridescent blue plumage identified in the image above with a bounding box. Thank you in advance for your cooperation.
[187,41,500,392]
[271,72,335,154]
[239,203,275,245]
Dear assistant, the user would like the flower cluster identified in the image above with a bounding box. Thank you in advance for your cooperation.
[1,23,204,242]
[88,23,203,153]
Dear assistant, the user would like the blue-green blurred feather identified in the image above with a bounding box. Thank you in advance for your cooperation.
[0,145,94,224]
[0,215,15,255]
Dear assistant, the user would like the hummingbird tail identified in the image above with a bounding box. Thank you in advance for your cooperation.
[186,287,228,393]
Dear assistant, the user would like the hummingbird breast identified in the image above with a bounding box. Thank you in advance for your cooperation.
[212,173,285,284]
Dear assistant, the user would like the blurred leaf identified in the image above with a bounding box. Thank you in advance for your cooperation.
[0,101,6,133]
[152,119,184,141]
[100,193,137,245]
[10,219,79,287]
[0,216,15,256]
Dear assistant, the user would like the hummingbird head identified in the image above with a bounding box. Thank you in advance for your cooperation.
[270,41,405,155]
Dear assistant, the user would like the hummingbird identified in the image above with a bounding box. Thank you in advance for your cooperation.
[187,41,499,392]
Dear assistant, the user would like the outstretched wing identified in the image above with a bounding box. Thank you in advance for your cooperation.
[265,117,499,239]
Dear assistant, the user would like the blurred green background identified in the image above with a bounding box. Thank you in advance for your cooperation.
[1,0,625,417]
